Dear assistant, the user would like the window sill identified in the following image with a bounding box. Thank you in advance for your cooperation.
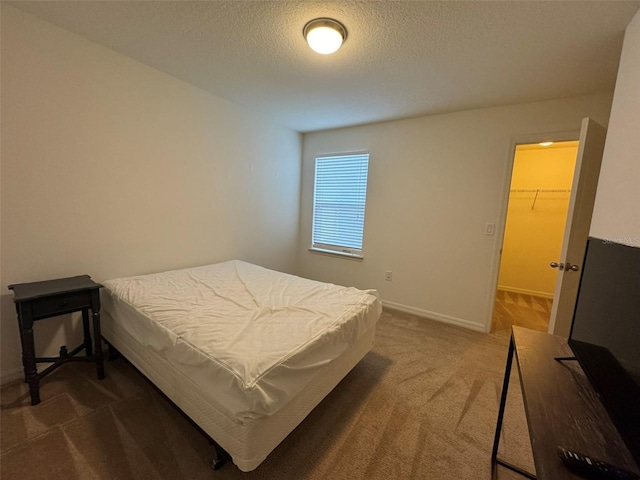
[308,247,364,261]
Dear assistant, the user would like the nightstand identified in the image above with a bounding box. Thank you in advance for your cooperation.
[8,275,105,405]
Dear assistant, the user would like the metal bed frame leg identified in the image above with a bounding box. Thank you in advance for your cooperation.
[102,339,121,361]
[210,440,229,471]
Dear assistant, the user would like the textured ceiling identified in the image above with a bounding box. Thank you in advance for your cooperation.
[9,1,640,132]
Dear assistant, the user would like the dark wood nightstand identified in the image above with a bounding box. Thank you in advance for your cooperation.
[8,275,105,405]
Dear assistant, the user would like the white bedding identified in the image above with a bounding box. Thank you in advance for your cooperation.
[101,310,376,471]
[101,260,381,422]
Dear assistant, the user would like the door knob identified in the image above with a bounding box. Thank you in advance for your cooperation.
[565,262,580,272]
[550,262,565,271]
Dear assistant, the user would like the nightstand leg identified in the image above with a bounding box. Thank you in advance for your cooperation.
[82,309,93,356]
[17,304,41,405]
[92,310,105,380]
[21,326,40,405]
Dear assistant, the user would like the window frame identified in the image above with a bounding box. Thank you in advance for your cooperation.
[310,151,370,259]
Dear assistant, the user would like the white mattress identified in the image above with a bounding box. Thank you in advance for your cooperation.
[101,260,381,422]
[101,309,376,471]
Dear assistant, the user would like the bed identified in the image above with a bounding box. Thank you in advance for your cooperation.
[100,260,381,471]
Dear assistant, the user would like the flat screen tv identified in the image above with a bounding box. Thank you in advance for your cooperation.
[569,237,640,467]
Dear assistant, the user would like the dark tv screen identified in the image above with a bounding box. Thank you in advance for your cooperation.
[569,237,640,467]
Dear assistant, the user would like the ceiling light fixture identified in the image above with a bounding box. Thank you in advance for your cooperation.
[539,141,554,147]
[303,18,347,55]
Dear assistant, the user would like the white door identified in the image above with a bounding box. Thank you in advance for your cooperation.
[548,118,607,337]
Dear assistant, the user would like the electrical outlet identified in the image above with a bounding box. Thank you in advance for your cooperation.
[484,223,496,236]
[385,271,393,281]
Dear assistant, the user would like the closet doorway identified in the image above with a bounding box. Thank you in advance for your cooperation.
[491,141,579,334]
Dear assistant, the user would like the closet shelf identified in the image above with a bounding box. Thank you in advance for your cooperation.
[509,188,572,210]
[509,188,571,193]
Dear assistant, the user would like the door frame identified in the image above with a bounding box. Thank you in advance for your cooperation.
[483,129,580,333]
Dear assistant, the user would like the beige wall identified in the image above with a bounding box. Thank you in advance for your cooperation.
[498,142,578,297]
[0,6,301,382]
[591,9,640,247]
[298,95,613,332]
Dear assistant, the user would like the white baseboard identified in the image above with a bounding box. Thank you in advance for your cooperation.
[381,300,486,332]
[497,285,554,299]
[1,367,24,386]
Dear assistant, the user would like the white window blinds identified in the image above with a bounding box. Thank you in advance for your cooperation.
[312,153,370,257]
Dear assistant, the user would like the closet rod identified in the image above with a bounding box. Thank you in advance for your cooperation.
[509,188,571,193]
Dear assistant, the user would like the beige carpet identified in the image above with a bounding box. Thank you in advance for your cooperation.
[1,308,533,479]
[492,289,553,335]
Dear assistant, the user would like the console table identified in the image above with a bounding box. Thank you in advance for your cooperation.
[9,275,105,406]
[491,326,640,479]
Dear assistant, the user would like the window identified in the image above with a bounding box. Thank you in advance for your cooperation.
[312,153,370,258]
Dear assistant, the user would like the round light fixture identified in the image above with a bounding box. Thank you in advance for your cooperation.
[303,18,347,55]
